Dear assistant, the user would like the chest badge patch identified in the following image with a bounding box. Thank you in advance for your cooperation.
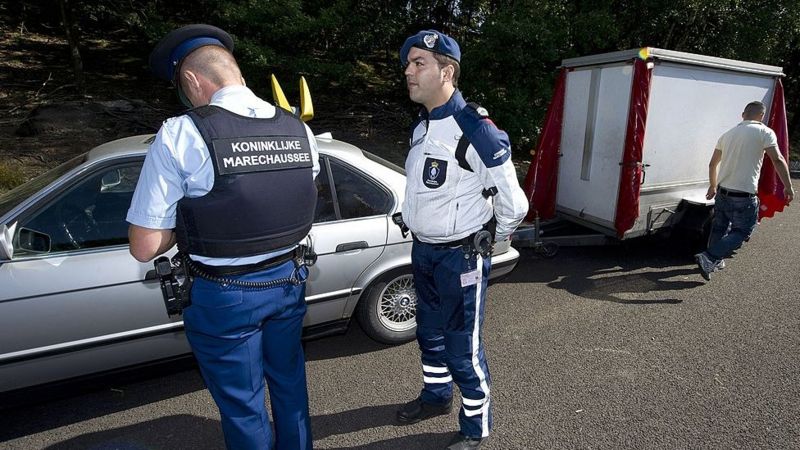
[423,157,447,189]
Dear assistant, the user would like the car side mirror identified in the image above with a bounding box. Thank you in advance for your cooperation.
[17,227,51,253]
[101,169,122,190]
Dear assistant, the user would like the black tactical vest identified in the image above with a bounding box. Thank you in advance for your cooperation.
[175,105,317,258]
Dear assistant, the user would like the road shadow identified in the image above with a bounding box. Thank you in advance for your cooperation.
[1,323,399,436]
[304,322,399,362]
[312,403,401,440]
[0,359,206,441]
[504,235,704,304]
[27,411,450,450]
[1,329,400,441]
[322,432,453,449]
[23,406,447,450]
[39,414,224,450]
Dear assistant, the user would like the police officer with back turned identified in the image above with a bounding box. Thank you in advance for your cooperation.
[395,30,529,449]
[127,24,317,450]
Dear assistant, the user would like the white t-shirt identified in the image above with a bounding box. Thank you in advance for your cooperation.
[716,120,778,194]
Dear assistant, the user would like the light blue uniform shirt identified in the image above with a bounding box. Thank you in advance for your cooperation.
[126,85,320,266]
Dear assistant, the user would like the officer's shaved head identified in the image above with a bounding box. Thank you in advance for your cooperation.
[743,101,766,120]
[180,45,242,87]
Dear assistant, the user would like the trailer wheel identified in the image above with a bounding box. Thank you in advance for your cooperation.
[672,203,715,254]
[535,241,559,258]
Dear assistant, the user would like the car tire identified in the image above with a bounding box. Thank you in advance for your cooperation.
[356,267,417,345]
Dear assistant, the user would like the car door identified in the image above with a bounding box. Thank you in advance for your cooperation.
[304,155,393,326]
[0,159,188,393]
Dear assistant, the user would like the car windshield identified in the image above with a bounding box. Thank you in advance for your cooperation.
[0,154,86,218]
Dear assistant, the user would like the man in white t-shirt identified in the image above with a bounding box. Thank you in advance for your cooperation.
[695,101,794,280]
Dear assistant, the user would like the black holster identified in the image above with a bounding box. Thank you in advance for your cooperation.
[154,254,192,317]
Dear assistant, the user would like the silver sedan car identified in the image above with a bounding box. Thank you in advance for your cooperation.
[0,133,520,394]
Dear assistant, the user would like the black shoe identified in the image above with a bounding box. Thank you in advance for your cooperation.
[396,396,452,424]
[445,433,485,449]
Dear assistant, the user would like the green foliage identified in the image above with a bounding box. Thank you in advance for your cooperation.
[0,164,26,191]
[8,0,800,156]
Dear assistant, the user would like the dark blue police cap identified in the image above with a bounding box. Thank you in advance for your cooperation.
[149,24,234,82]
[400,30,461,65]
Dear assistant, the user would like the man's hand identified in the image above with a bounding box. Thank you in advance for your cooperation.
[706,186,717,200]
[784,186,795,206]
[391,212,409,238]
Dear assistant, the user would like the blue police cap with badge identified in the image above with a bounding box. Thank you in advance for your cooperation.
[400,30,461,66]
[149,24,234,82]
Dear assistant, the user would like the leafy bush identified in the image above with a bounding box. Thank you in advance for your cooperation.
[8,0,800,156]
[0,164,26,191]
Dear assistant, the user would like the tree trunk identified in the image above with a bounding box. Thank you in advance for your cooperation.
[58,0,84,94]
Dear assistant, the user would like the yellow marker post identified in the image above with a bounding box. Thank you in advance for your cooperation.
[271,74,291,112]
[299,76,314,122]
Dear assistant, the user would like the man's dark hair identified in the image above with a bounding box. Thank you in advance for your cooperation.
[432,53,460,88]
[743,101,766,119]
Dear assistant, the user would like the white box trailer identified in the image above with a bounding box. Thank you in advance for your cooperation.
[520,47,789,251]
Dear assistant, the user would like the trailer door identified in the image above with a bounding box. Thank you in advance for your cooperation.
[556,64,633,229]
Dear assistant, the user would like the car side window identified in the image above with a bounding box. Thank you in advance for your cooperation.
[329,159,392,220]
[314,157,337,223]
[14,164,142,256]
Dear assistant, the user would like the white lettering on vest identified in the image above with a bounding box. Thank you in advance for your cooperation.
[231,140,302,152]
[222,153,310,168]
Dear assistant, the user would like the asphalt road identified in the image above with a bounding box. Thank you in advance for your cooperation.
[2,199,799,449]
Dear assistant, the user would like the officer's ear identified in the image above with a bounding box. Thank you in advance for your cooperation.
[441,64,455,84]
[181,70,201,93]
[180,70,206,106]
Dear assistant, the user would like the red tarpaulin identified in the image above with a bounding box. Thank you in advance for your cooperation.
[614,58,654,238]
[758,78,790,220]
[522,67,567,221]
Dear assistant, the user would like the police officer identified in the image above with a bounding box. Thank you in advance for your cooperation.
[395,30,529,449]
[126,24,317,450]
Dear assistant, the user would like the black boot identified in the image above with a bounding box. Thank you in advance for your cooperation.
[396,396,452,424]
[445,432,485,449]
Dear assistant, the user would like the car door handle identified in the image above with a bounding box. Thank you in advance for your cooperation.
[336,241,368,252]
[144,269,159,281]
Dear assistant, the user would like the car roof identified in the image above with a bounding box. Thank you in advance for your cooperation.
[85,133,369,163]
[85,134,151,162]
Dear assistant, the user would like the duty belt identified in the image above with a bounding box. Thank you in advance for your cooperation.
[412,219,495,249]
[189,249,297,277]
[413,233,474,248]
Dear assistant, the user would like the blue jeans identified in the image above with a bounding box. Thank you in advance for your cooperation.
[706,192,759,261]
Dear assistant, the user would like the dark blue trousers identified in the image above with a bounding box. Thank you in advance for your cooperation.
[183,260,312,450]
[412,240,492,438]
